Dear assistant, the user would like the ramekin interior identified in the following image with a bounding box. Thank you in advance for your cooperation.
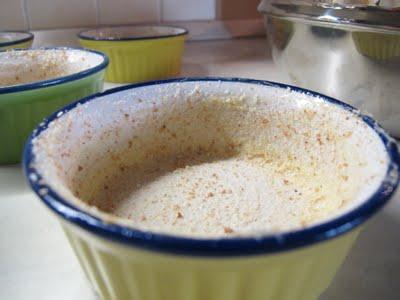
[0,31,33,47]
[0,47,108,94]
[78,25,188,41]
[23,78,400,256]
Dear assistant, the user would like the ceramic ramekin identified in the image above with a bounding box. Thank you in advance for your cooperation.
[24,78,400,300]
[78,25,187,83]
[353,31,400,60]
[0,31,34,50]
[0,47,108,164]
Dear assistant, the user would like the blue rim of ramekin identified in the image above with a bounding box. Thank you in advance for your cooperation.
[0,47,109,95]
[78,25,188,41]
[23,77,400,257]
[0,31,34,48]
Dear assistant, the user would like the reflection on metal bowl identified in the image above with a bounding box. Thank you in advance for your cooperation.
[352,31,400,60]
[267,18,294,50]
[310,26,347,39]
[259,0,400,137]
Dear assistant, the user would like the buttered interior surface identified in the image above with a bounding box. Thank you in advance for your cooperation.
[32,82,388,237]
[0,49,101,87]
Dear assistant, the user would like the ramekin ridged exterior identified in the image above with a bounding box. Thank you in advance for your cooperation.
[78,26,187,83]
[0,40,33,50]
[353,31,400,60]
[64,222,359,300]
[23,78,400,300]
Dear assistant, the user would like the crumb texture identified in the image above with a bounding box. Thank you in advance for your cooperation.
[32,81,388,237]
[0,49,101,87]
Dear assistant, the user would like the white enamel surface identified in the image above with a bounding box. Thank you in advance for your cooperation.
[32,80,388,237]
[0,49,105,87]
[80,26,187,40]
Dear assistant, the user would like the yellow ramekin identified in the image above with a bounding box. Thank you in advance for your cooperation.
[78,25,187,83]
[62,222,359,300]
[0,31,33,50]
[353,31,400,60]
[24,78,400,300]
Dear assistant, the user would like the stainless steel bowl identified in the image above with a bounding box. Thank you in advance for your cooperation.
[259,0,400,136]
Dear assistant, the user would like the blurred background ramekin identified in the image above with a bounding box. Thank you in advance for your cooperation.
[78,25,187,83]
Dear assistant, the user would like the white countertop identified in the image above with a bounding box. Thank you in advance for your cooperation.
[1,38,399,300]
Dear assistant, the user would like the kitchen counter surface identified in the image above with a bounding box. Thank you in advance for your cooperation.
[1,38,399,300]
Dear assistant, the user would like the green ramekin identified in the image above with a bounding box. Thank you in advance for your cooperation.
[0,47,108,164]
[0,31,34,50]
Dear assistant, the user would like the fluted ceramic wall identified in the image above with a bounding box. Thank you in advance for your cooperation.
[62,221,360,300]
[79,35,185,83]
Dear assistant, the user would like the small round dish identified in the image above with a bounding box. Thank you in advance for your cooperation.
[0,31,34,50]
[24,77,399,300]
[0,47,108,164]
[78,25,188,83]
